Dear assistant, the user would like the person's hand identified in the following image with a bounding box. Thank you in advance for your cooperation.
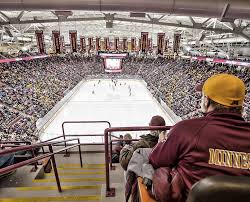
[158,131,166,142]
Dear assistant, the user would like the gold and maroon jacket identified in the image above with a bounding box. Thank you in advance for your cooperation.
[149,111,250,193]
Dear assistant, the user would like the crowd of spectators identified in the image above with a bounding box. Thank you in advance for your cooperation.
[0,54,249,142]
[122,57,250,120]
[0,54,103,142]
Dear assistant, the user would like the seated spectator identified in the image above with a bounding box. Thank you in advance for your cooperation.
[112,135,124,163]
[149,74,250,202]
[0,154,14,169]
[112,133,133,164]
[119,115,166,171]
[125,147,154,202]
[119,115,165,202]
[0,145,15,178]
[123,133,133,145]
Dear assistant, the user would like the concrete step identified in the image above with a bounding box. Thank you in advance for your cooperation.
[0,186,101,197]
[54,154,105,166]
[44,174,105,179]
[57,167,104,171]
[16,185,101,191]
[29,181,105,187]
[0,195,101,202]
[33,177,105,183]
[45,171,105,177]
[58,164,105,169]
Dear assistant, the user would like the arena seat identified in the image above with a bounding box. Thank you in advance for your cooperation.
[138,177,156,202]
[187,175,250,202]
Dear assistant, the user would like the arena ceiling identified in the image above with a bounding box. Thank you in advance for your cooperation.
[0,10,250,54]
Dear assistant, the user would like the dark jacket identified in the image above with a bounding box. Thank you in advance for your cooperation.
[149,111,250,196]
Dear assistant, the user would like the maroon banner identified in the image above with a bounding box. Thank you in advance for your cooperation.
[35,30,45,54]
[141,32,149,53]
[60,35,65,53]
[164,38,169,52]
[157,33,165,55]
[138,38,141,51]
[69,30,77,53]
[173,33,181,55]
[114,37,119,51]
[119,41,123,51]
[80,37,86,52]
[52,31,60,54]
[88,37,93,52]
[148,38,152,50]
[131,38,136,52]
[104,37,109,51]
[96,37,100,51]
[123,38,128,51]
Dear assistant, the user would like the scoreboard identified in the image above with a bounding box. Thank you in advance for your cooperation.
[99,53,127,73]
[105,58,122,72]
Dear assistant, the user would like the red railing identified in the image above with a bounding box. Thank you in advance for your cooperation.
[104,126,171,197]
[1,140,36,171]
[61,121,112,155]
[0,141,31,145]
[0,138,82,192]
[110,139,140,170]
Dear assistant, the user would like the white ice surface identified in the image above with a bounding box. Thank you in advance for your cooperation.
[40,79,173,143]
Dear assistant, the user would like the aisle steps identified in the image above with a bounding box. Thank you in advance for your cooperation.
[0,163,105,202]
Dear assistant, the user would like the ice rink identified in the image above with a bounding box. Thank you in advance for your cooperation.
[40,79,174,143]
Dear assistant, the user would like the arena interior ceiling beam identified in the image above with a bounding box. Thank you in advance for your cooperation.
[184,29,230,58]
[17,11,25,20]
[0,15,249,41]
[203,41,229,58]
[0,11,10,21]
[1,0,250,20]
[189,16,196,26]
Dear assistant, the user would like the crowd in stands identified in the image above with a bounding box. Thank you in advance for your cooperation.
[0,55,103,142]
[0,54,249,142]
[123,57,250,119]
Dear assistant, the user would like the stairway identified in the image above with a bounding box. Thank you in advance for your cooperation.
[0,153,106,202]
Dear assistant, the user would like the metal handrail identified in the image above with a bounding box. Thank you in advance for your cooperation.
[0,138,80,156]
[62,121,111,155]
[0,143,81,192]
[0,138,82,170]
[110,139,140,170]
[104,126,171,197]
[0,141,31,145]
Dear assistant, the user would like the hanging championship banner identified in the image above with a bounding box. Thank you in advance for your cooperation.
[157,33,165,55]
[95,37,100,51]
[114,37,119,51]
[141,32,148,53]
[131,38,136,52]
[60,35,65,53]
[88,37,93,52]
[69,30,77,52]
[164,38,169,52]
[52,31,60,54]
[123,38,128,51]
[80,36,86,52]
[35,30,45,54]
[148,38,152,50]
[173,33,181,55]
[119,41,123,51]
[104,37,109,51]
[138,38,141,51]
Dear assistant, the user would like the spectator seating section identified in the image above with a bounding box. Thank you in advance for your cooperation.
[1,55,249,143]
